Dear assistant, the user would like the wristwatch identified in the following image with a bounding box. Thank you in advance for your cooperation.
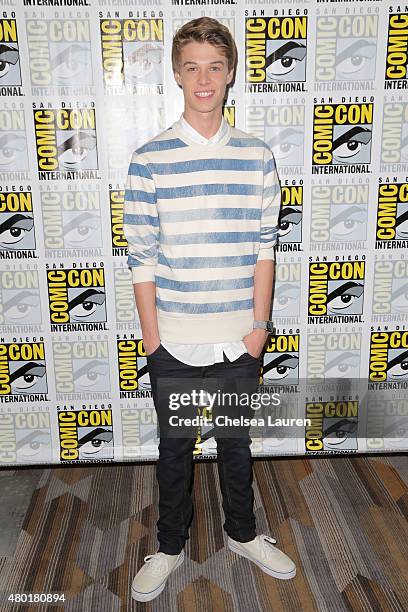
[253,320,274,333]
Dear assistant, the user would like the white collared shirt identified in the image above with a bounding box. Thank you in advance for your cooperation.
[160,114,248,366]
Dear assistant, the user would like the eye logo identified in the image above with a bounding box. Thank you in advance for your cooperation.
[0,111,28,171]
[0,342,48,398]
[305,400,359,453]
[376,183,408,246]
[312,103,373,167]
[315,15,378,83]
[271,263,301,321]
[372,260,408,318]
[262,334,299,385]
[58,408,113,462]
[369,331,408,384]
[307,332,362,379]
[100,19,164,91]
[117,339,151,395]
[0,20,21,87]
[53,341,110,397]
[246,16,307,84]
[26,19,92,89]
[277,185,303,247]
[46,267,107,329]
[308,260,365,321]
[0,269,42,327]
[0,192,35,253]
[34,108,98,176]
[310,183,369,245]
[40,189,102,253]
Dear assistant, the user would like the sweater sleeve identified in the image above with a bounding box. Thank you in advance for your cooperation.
[257,146,281,262]
[123,152,159,283]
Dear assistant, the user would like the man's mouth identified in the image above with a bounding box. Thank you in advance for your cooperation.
[194,91,215,98]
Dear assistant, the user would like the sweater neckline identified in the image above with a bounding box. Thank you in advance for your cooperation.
[170,121,232,150]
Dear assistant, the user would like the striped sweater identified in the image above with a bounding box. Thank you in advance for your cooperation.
[123,121,281,344]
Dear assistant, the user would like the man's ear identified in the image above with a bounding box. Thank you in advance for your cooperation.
[174,70,182,87]
[226,68,234,85]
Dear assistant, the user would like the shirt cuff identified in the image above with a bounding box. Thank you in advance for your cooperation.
[131,266,156,283]
[257,247,275,262]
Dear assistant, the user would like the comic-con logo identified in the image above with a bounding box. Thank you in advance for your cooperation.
[0,19,22,89]
[110,189,127,256]
[100,18,163,93]
[114,265,137,328]
[26,18,93,91]
[117,337,151,397]
[376,182,408,248]
[381,102,408,167]
[310,182,368,249]
[41,188,102,256]
[58,406,113,462]
[0,108,28,175]
[308,259,365,323]
[271,261,301,323]
[312,101,373,173]
[0,191,36,256]
[33,107,99,179]
[245,14,307,92]
[46,265,107,331]
[246,104,305,173]
[261,333,299,386]
[307,332,361,379]
[315,13,378,86]
[277,184,303,251]
[0,411,51,464]
[369,330,408,385]
[121,406,157,459]
[0,341,48,400]
[305,400,359,453]
[366,392,408,451]
[0,269,42,330]
[372,258,408,320]
[53,340,110,399]
[385,13,408,88]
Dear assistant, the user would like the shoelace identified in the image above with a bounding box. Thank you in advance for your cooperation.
[143,553,169,576]
[259,535,277,560]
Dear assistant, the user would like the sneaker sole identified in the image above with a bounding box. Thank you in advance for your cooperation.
[228,541,296,580]
[131,551,185,602]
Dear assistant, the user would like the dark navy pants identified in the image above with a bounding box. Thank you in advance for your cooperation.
[147,344,260,555]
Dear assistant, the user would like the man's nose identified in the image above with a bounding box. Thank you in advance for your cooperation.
[197,68,210,85]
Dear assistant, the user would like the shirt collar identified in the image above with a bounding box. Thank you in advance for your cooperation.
[178,113,228,145]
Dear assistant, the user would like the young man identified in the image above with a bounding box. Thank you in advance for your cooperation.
[123,17,296,603]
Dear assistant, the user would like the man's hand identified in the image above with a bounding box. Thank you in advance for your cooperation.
[143,334,161,356]
[243,329,268,358]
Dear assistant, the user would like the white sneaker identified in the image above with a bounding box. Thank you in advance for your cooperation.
[228,534,296,580]
[131,550,185,602]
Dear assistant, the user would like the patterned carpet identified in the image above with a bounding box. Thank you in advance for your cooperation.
[0,455,407,612]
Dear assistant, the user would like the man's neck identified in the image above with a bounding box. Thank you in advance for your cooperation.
[182,111,223,140]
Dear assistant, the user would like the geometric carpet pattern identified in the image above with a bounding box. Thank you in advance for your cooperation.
[0,455,407,611]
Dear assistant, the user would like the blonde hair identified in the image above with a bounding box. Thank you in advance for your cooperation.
[172,17,237,76]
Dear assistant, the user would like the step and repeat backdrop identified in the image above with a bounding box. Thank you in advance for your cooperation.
[0,0,407,466]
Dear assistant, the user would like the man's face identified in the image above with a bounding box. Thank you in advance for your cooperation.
[174,41,233,118]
